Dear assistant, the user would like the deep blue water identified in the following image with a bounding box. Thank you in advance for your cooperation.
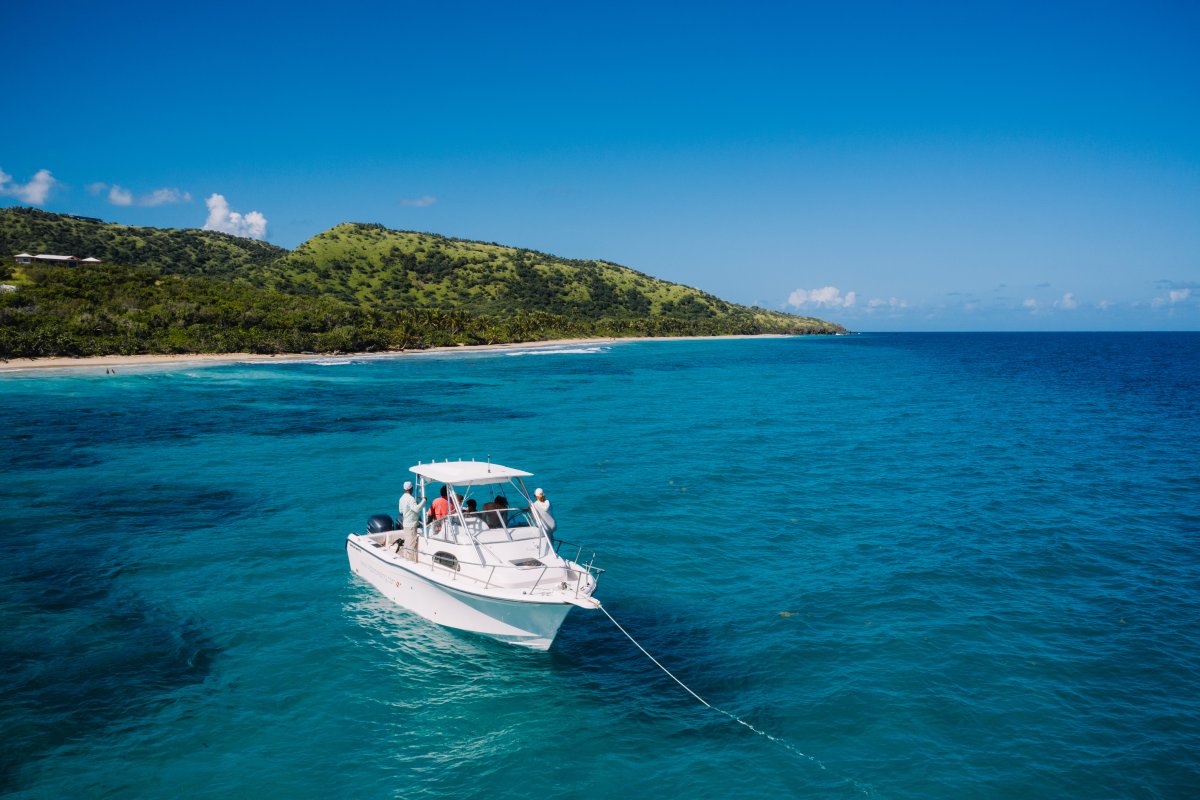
[1,333,1198,799]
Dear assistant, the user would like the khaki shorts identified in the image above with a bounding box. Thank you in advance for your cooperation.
[402,526,419,549]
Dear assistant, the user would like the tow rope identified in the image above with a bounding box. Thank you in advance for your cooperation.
[598,603,826,770]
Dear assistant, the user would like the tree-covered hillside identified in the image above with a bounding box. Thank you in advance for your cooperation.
[0,209,846,358]
[263,223,826,333]
[0,206,286,280]
[0,263,834,358]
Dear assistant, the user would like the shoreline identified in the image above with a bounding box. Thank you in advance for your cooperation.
[0,334,797,373]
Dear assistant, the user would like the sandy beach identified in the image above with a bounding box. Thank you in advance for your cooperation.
[0,335,795,373]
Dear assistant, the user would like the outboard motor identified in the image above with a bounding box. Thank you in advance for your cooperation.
[367,514,396,534]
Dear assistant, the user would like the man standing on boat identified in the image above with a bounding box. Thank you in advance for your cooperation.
[398,481,425,561]
[532,487,556,541]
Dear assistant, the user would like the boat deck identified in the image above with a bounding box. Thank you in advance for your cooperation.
[358,533,584,595]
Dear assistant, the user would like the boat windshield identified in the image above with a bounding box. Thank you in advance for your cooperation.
[417,470,549,543]
[438,506,537,534]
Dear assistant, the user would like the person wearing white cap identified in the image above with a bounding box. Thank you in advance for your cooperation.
[531,487,556,540]
[396,480,425,560]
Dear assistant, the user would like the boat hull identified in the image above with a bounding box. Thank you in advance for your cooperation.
[346,537,576,650]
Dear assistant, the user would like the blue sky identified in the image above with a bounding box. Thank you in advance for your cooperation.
[2,0,1197,330]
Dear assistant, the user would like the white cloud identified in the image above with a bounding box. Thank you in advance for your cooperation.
[1023,298,1039,311]
[109,185,134,206]
[1096,299,1114,311]
[203,193,268,239]
[788,286,856,309]
[91,182,192,207]
[1152,288,1191,308]
[0,166,58,204]
[1055,292,1078,310]
[400,195,437,207]
[142,187,191,206]
[867,297,908,310]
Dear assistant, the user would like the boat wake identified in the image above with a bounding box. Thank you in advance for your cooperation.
[504,346,611,357]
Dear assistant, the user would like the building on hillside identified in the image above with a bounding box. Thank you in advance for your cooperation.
[11,253,103,265]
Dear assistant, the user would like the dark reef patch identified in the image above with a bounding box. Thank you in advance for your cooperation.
[0,557,217,792]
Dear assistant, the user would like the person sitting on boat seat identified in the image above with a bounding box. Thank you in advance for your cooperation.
[460,498,489,531]
[482,496,508,528]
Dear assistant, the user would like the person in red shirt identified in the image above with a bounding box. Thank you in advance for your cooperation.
[430,486,449,522]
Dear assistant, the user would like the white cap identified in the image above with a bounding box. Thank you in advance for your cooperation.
[403,481,413,490]
[534,487,544,496]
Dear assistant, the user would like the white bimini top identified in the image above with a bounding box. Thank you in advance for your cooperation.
[410,460,533,486]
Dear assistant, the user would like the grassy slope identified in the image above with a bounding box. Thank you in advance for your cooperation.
[264,223,843,333]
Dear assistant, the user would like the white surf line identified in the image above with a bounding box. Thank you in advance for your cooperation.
[598,603,827,770]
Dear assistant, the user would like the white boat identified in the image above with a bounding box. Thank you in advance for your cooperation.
[346,460,602,650]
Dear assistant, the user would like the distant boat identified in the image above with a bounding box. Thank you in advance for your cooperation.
[346,460,602,649]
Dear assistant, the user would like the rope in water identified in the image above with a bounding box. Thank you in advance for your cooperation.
[598,603,825,769]
[599,602,713,707]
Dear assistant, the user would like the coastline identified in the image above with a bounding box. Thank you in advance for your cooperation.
[0,334,796,374]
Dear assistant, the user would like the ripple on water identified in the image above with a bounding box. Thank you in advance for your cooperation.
[1,334,1198,799]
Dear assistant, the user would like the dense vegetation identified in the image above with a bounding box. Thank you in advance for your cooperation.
[0,208,846,359]
[0,264,837,358]
[265,223,783,322]
[0,207,286,281]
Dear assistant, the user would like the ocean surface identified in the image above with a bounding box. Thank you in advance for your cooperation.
[1,333,1198,799]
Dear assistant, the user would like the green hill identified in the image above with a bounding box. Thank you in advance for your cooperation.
[0,208,847,358]
[0,206,287,280]
[263,223,833,332]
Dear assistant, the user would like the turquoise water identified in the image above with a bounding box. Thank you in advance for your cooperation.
[2,334,1198,799]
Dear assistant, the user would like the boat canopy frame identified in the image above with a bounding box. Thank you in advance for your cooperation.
[410,459,532,487]
[412,460,552,554]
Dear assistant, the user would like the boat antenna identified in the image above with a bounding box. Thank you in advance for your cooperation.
[487,453,492,473]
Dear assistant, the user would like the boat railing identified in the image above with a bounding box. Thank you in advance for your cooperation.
[411,543,604,599]
[527,543,605,596]
[550,539,596,568]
